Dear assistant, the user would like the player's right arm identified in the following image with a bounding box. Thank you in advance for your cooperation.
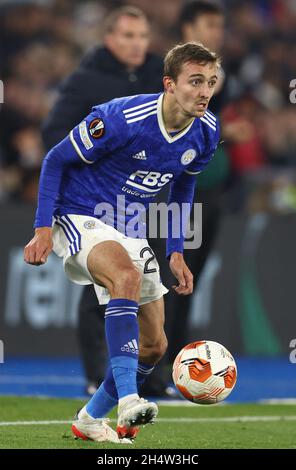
[24,103,130,266]
[24,227,53,266]
[24,136,81,266]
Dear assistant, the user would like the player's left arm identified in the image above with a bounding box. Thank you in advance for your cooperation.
[167,121,221,295]
[167,171,197,296]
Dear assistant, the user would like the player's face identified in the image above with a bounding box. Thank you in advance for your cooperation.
[184,14,224,52]
[172,61,218,118]
[104,15,150,69]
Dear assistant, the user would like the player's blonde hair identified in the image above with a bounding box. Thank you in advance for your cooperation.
[164,42,221,81]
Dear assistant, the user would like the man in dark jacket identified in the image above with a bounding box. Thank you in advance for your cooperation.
[42,6,166,396]
[43,6,163,148]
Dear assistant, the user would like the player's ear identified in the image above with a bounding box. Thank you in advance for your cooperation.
[163,76,175,93]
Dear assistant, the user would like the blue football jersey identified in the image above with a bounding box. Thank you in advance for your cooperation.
[53,92,220,235]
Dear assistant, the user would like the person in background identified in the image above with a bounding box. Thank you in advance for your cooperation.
[165,1,267,362]
[166,1,230,361]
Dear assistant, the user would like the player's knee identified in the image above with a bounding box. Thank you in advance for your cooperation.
[110,266,142,297]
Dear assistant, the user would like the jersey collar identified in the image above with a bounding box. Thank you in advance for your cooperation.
[157,93,195,144]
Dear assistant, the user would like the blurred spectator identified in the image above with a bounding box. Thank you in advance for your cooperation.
[42,5,163,149]
[0,1,80,202]
[222,95,266,175]
[1,0,296,203]
[166,0,230,362]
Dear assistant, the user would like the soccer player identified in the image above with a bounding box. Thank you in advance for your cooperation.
[42,5,165,397]
[24,42,220,444]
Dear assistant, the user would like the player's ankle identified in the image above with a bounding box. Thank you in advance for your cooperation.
[118,393,140,407]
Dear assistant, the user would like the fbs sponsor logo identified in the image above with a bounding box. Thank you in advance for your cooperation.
[132,150,147,160]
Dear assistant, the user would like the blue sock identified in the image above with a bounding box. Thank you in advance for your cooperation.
[86,362,155,418]
[105,298,139,400]
[86,380,117,418]
[137,362,155,390]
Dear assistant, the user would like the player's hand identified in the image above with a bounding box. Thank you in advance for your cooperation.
[24,227,53,266]
[169,252,193,295]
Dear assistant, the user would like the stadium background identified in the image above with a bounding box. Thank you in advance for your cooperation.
[0,0,296,403]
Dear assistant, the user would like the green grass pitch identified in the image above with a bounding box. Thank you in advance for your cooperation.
[0,396,295,449]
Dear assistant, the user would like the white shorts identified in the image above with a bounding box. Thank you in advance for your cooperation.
[52,214,168,306]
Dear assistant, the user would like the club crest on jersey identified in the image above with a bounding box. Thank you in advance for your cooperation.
[89,118,105,139]
[181,149,197,165]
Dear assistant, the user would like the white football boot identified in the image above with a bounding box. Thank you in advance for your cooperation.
[116,394,158,439]
[72,406,132,444]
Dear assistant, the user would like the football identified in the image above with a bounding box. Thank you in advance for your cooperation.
[172,340,237,404]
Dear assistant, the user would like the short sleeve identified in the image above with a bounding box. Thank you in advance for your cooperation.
[69,103,130,164]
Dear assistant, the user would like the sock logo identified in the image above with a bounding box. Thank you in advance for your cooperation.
[121,339,139,354]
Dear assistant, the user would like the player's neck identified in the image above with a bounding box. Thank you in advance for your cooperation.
[162,93,194,133]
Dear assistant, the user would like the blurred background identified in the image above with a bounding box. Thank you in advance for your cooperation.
[0,0,296,403]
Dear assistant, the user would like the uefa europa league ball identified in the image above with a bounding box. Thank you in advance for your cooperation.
[172,340,237,404]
